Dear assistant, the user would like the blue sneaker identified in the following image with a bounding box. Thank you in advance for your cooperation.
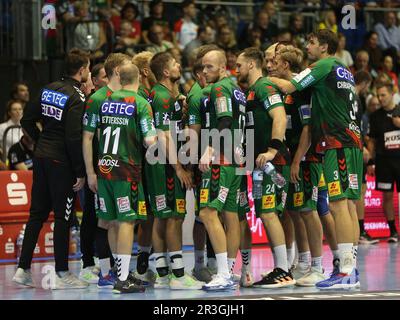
[97,271,117,289]
[202,274,237,291]
[316,268,360,290]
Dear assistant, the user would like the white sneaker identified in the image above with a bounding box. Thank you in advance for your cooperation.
[154,274,170,289]
[291,265,310,280]
[79,266,99,284]
[12,268,35,288]
[53,272,89,290]
[169,273,204,290]
[133,269,156,285]
[240,270,254,287]
[202,274,237,291]
[231,272,241,282]
[296,268,326,287]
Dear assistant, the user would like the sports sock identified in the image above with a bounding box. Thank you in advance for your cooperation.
[241,249,251,273]
[117,254,131,281]
[194,250,205,272]
[273,245,288,272]
[311,256,323,273]
[298,251,311,270]
[215,252,229,276]
[169,251,184,278]
[338,243,354,274]
[228,258,236,274]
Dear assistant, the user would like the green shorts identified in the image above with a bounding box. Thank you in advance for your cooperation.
[96,178,147,222]
[199,165,242,213]
[254,164,290,217]
[145,162,187,219]
[286,161,321,211]
[238,174,250,220]
[323,147,363,201]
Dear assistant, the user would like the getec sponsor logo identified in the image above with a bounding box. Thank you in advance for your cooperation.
[335,66,355,84]
[101,101,136,116]
[41,89,69,121]
[233,89,247,105]
[98,155,120,174]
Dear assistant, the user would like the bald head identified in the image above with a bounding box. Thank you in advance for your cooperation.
[202,49,227,84]
[119,62,139,86]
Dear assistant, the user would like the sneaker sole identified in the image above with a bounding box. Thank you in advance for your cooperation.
[253,280,296,289]
[169,286,203,290]
[388,239,398,243]
[112,289,145,294]
[51,285,88,290]
[80,277,99,284]
[97,284,114,289]
[359,240,379,245]
[154,284,170,289]
[12,278,36,288]
[202,284,237,292]
[295,281,323,287]
[317,282,360,290]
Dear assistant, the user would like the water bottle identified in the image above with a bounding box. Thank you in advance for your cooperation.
[263,162,286,189]
[252,169,263,200]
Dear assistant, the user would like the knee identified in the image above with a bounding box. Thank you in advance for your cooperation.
[98,219,110,230]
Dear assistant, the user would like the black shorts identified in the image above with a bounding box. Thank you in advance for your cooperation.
[375,155,400,192]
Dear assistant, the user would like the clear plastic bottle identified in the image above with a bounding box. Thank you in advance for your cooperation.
[263,162,286,189]
[252,169,263,199]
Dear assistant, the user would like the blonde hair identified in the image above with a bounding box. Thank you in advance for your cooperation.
[276,45,304,72]
[132,51,154,72]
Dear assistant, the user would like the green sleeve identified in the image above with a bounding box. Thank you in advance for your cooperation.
[290,59,331,91]
[211,83,232,119]
[257,82,284,112]
[151,90,172,131]
[188,93,201,126]
[138,99,157,138]
[83,95,100,133]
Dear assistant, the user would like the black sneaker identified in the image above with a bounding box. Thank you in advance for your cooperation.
[253,268,296,288]
[127,272,146,286]
[112,278,146,294]
[388,231,399,243]
[359,231,379,245]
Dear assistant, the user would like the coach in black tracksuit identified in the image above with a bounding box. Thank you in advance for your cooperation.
[15,49,90,287]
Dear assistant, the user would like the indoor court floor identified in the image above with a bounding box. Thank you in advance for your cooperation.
[1,242,399,300]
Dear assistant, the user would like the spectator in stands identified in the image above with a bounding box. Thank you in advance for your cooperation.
[374,11,400,52]
[57,0,80,24]
[0,100,23,158]
[381,55,399,91]
[91,63,108,91]
[183,25,214,64]
[239,26,262,50]
[216,24,237,52]
[261,0,278,25]
[351,50,377,78]
[142,0,172,44]
[318,10,338,34]
[373,73,400,105]
[226,48,239,83]
[335,33,354,67]
[252,10,278,45]
[146,23,174,54]
[111,2,141,45]
[173,0,198,50]
[290,12,307,48]
[362,31,383,72]
[73,0,106,59]
[114,20,139,56]
[276,29,293,43]
[110,0,128,17]
[8,133,34,171]
[11,82,29,109]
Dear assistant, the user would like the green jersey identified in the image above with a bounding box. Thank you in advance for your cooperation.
[150,83,184,151]
[138,84,152,103]
[97,89,156,182]
[187,82,211,127]
[207,77,246,164]
[284,89,312,155]
[83,86,113,133]
[246,77,289,165]
[290,57,362,153]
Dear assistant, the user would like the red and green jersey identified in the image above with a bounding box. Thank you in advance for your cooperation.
[187,82,211,127]
[83,85,113,133]
[97,89,156,182]
[246,77,289,165]
[207,77,247,164]
[290,57,362,153]
[138,84,152,103]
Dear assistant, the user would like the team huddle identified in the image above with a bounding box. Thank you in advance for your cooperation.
[13,29,364,294]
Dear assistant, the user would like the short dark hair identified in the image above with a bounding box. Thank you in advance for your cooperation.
[11,82,28,100]
[192,60,203,79]
[308,29,338,55]
[65,48,90,76]
[376,79,394,93]
[91,63,104,79]
[121,2,139,19]
[150,52,173,81]
[354,70,372,85]
[241,47,264,68]
[182,0,194,9]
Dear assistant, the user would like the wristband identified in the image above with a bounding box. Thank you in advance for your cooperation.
[269,139,284,151]
[367,159,375,166]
